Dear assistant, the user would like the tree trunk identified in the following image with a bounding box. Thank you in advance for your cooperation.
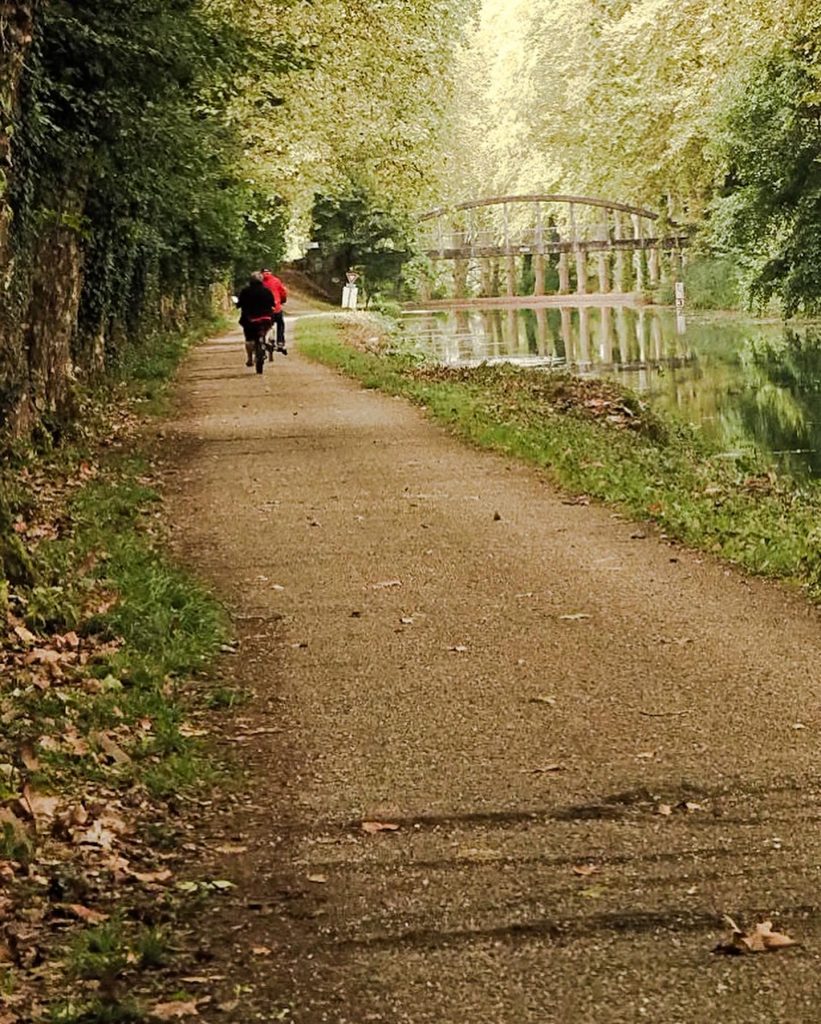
[0,3,37,435]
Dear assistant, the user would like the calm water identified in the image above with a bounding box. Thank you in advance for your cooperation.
[400,305,821,478]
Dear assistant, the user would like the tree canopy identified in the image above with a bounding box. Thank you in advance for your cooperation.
[443,0,820,312]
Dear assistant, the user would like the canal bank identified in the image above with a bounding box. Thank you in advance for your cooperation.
[399,303,821,480]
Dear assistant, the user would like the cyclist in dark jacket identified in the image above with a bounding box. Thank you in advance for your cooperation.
[237,272,275,366]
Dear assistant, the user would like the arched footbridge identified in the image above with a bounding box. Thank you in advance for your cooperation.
[417,194,690,300]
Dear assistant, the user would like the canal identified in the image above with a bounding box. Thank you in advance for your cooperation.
[400,305,821,479]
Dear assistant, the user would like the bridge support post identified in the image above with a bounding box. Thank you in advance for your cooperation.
[479,260,494,298]
[632,214,645,293]
[613,213,627,293]
[574,249,587,295]
[597,251,610,294]
[560,307,573,361]
[533,253,546,297]
[599,305,614,364]
[453,258,469,299]
[505,254,517,297]
[558,252,570,294]
[535,306,549,356]
[648,246,661,287]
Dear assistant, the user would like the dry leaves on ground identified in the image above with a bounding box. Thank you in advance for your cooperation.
[361,821,401,834]
[152,1000,200,1020]
[714,917,798,955]
[522,763,565,774]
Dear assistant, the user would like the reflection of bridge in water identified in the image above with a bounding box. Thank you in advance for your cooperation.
[404,304,694,381]
[417,195,690,301]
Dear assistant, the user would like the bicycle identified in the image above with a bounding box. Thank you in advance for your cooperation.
[251,320,272,375]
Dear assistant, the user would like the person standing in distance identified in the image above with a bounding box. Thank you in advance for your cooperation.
[261,269,289,355]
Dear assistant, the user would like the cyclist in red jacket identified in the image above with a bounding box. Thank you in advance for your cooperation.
[261,269,288,355]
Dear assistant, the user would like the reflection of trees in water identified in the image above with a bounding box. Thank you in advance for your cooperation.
[404,309,821,477]
[734,330,821,475]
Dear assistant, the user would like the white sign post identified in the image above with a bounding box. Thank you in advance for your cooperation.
[342,271,359,310]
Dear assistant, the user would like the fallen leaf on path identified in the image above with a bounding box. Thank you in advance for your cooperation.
[252,946,273,957]
[13,625,36,645]
[714,918,798,955]
[92,731,131,764]
[130,868,173,884]
[73,820,116,849]
[20,786,60,828]
[179,723,208,738]
[361,821,401,834]
[658,800,704,817]
[58,904,109,925]
[19,743,40,772]
[572,864,599,877]
[448,644,469,653]
[151,1001,199,1020]
[307,874,328,884]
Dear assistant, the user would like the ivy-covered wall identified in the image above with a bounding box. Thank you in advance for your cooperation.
[0,0,286,440]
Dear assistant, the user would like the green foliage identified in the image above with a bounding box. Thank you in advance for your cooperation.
[657,256,743,310]
[711,18,821,315]
[8,457,228,801]
[4,0,289,423]
[67,919,129,981]
[306,188,414,302]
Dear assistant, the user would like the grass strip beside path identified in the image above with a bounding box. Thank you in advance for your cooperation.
[0,318,232,1021]
[298,316,821,601]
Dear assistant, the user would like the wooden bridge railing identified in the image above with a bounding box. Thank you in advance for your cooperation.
[417,194,690,299]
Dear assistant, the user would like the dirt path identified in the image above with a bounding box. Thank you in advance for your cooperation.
[163,314,821,1023]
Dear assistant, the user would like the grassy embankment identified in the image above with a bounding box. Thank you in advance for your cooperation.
[298,316,821,600]
[0,318,235,1021]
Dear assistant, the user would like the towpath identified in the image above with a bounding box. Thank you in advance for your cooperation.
[163,309,821,1023]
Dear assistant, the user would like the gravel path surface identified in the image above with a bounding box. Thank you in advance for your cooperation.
[164,317,821,1024]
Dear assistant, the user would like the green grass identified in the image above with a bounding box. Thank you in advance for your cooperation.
[49,1000,145,1024]
[0,313,237,1021]
[298,317,821,599]
[113,315,229,412]
[15,463,229,798]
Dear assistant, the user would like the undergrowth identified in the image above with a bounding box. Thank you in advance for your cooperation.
[298,316,821,599]
[0,318,231,1020]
